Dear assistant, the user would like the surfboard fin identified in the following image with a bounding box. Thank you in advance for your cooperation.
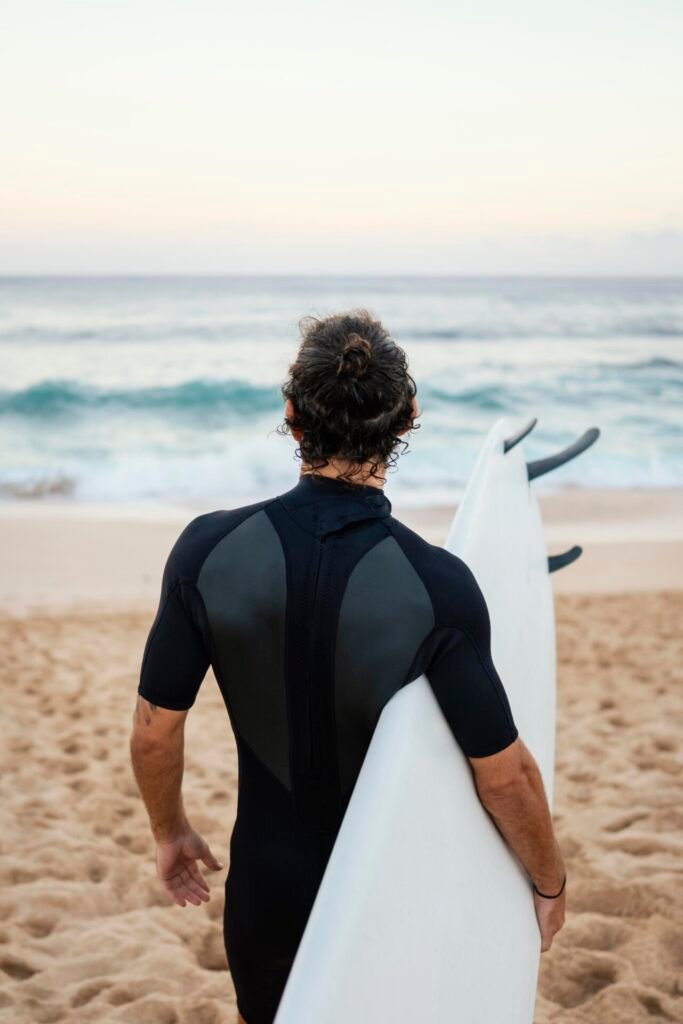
[503,417,538,453]
[527,427,600,481]
[548,545,583,573]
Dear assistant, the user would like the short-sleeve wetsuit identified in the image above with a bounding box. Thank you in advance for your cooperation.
[138,473,518,1024]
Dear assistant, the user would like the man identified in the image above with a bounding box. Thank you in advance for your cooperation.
[130,310,566,1024]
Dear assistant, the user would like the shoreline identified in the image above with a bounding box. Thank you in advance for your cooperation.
[0,487,681,613]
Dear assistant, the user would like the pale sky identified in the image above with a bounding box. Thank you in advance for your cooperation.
[2,0,682,274]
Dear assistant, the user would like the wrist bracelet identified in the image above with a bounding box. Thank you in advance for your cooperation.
[533,874,566,899]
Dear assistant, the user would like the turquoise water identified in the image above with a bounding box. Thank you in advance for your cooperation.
[1,275,681,506]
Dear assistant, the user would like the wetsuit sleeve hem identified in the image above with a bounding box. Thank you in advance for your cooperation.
[462,724,519,759]
[136,683,197,713]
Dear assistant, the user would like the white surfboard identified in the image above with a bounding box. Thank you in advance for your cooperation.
[274,417,557,1024]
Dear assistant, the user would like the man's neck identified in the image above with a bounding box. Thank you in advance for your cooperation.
[299,459,386,490]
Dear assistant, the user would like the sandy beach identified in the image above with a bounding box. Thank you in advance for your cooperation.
[1,488,682,1023]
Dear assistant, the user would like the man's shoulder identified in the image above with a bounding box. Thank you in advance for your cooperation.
[165,497,276,584]
[386,515,473,580]
[386,515,485,624]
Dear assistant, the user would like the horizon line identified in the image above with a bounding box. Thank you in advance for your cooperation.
[1,271,683,281]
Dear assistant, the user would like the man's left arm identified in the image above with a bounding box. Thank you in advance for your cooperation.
[130,695,222,907]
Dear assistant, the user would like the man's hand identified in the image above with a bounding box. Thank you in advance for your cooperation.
[129,698,224,907]
[468,738,567,953]
[533,888,566,952]
[155,827,223,908]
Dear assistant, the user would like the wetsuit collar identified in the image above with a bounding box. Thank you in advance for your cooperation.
[278,472,392,538]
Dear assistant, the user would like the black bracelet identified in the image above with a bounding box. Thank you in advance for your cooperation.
[533,874,566,899]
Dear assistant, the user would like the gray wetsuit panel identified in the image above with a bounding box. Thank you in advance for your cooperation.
[334,536,435,796]
[198,510,290,790]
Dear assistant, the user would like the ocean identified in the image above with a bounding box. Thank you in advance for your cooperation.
[1,275,681,508]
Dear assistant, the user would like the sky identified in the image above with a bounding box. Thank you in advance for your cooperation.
[1,0,682,275]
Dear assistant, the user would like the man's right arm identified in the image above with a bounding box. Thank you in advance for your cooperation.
[421,550,566,951]
[468,737,566,952]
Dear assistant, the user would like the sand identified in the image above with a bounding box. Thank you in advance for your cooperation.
[1,489,682,1023]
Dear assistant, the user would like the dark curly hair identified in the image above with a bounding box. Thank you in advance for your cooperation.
[279,309,419,482]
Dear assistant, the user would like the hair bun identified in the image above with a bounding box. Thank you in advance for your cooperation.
[337,333,372,379]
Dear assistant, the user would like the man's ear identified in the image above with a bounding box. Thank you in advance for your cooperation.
[284,399,303,441]
[398,395,420,437]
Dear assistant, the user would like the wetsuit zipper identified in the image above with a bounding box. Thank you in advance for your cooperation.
[306,539,325,775]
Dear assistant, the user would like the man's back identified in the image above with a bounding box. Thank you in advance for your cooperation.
[138,472,518,1024]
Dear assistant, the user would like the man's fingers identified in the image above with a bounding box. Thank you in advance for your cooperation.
[163,870,208,907]
[541,922,556,952]
[173,865,209,903]
[173,880,203,907]
[187,861,210,892]
[156,833,223,910]
[191,883,211,903]
[165,884,187,908]
[180,888,203,907]
[181,868,210,903]
[201,846,223,871]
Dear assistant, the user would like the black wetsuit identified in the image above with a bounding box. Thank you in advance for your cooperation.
[138,473,518,1024]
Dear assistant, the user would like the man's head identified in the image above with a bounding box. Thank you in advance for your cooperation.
[280,310,419,483]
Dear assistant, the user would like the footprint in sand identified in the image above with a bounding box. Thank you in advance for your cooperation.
[562,913,632,952]
[604,810,650,832]
[192,928,228,972]
[21,914,57,939]
[571,880,660,918]
[657,924,683,970]
[637,989,675,1019]
[566,768,597,783]
[0,954,38,980]
[539,949,621,1009]
[115,832,149,854]
[183,1001,226,1024]
[70,977,113,1007]
[88,861,108,883]
[652,736,677,753]
[606,833,681,857]
[67,777,90,794]
[24,999,65,1023]
[115,996,179,1023]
